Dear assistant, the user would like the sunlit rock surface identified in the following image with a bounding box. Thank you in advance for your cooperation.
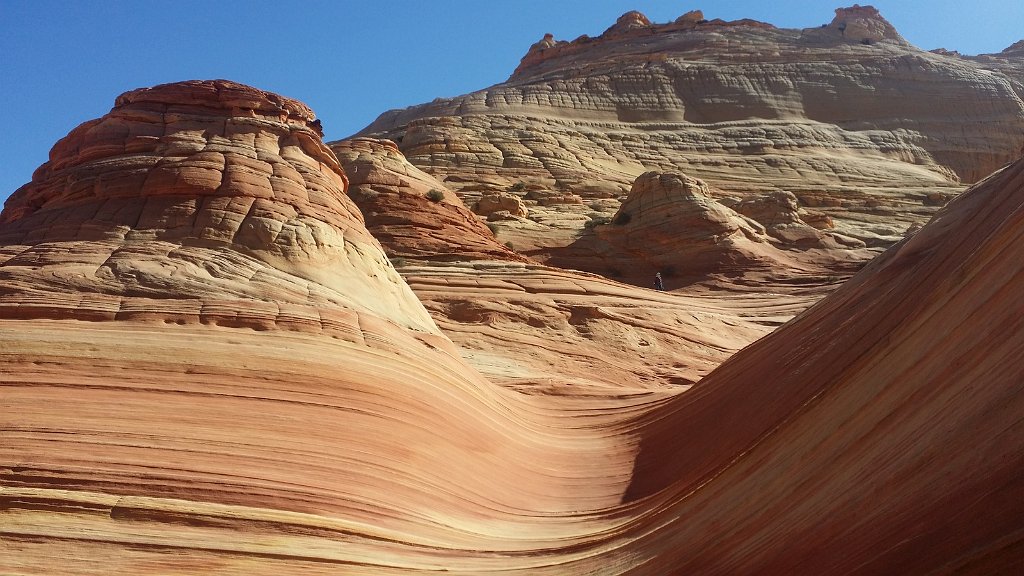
[330,137,522,262]
[4,38,1024,576]
[354,5,1024,254]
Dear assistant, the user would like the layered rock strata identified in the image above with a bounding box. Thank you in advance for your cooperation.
[330,137,522,261]
[598,154,1024,575]
[544,171,869,283]
[728,190,864,249]
[0,81,641,574]
[354,5,1023,249]
[0,80,433,330]
[403,261,815,392]
[4,80,1024,574]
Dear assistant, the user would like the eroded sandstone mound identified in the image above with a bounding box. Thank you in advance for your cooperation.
[545,171,867,283]
[0,81,642,574]
[0,79,433,330]
[330,137,522,261]
[728,190,864,249]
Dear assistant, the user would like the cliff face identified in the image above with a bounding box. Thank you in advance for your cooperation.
[355,5,1023,251]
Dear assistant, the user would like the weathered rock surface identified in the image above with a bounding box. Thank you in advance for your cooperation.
[472,192,528,218]
[0,79,433,330]
[353,5,1023,252]
[828,4,906,44]
[604,155,1024,575]
[0,80,642,573]
[543,171,869,283]
[729,190,864,248]
[4,79,1024,575]
[330,137,522,261]
[403,261,819,392]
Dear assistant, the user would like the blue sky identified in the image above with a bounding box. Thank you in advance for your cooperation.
[2,0,1022,205]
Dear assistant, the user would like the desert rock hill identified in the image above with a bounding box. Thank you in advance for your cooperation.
[4,80,1024,573]
[0,79,433,331]
[353,5,1024,252]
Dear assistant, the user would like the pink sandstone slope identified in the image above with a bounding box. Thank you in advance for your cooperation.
[0,80,644,574]
[330,137,524,262]
[3,79,1024,575]
[600,155,1024,574]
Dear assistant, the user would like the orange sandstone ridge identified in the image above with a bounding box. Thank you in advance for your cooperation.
[3,60,1024,576]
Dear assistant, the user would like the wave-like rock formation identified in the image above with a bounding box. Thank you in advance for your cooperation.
[354,5,1023,249]
[331,137,522,261]
[402,260,813,392]
[0,81,643,573]
[4,81,1024,574]
[601,155,1024,575]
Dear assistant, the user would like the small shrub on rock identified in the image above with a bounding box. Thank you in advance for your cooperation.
[426,189,445,203]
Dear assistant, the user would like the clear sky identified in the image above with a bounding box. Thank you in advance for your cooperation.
[2,0,1021,205]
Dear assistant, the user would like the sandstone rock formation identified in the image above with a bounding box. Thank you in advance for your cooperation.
[472,192,528,218]
[4,79,1024,575]
[403,260,808,392]
[542,171,869,283]
[0,79,433,330]
[0,80,644,574]
[729,190,865,249]
[353,5,1022,253]
[827,4,906,44]
[330,137,522,261]
[602,155,1024,575]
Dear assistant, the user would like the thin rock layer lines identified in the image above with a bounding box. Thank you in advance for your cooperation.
[3,34,1024,576]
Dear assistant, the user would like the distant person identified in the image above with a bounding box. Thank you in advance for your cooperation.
[654,272,665,291]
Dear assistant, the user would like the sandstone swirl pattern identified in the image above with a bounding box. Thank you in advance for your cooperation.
[0,81,643,573]
[4,80,1024,574]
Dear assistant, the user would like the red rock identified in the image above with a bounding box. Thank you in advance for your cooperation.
[545,171,865,283]
[608,156,1024,574]
[330,137,524,262]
